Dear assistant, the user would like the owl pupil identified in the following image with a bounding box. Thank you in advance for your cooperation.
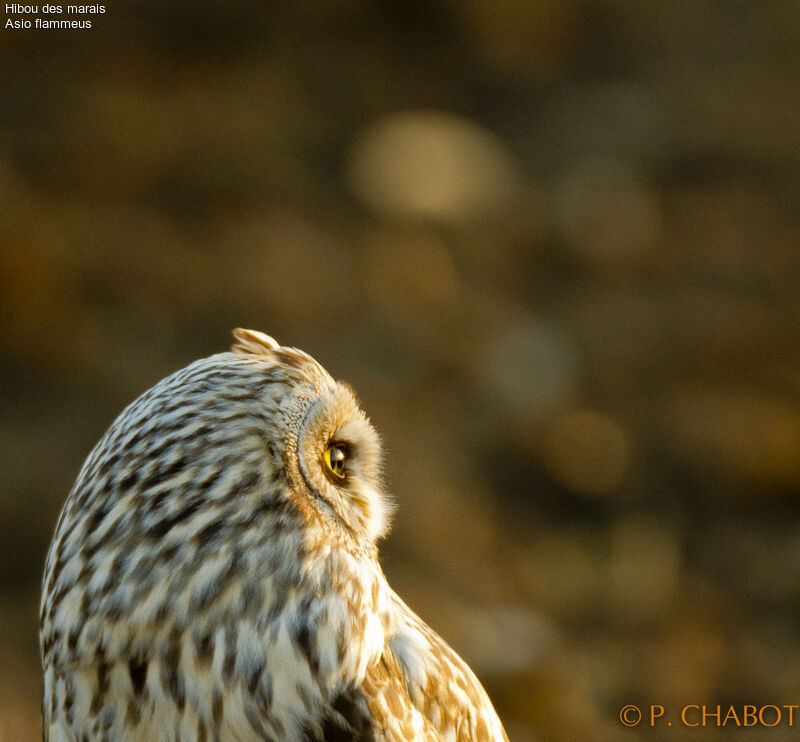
[326,444,347,478]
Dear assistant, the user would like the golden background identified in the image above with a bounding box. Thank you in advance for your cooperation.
[1,2,800,740]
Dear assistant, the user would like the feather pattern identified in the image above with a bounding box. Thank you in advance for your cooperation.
[40,330,508,741]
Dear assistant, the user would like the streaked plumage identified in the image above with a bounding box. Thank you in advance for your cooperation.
[40,329,509,741]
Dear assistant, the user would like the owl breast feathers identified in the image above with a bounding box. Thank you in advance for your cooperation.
[40,329,509,742]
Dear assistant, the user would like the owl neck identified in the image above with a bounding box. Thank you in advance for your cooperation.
[290,530,389,685]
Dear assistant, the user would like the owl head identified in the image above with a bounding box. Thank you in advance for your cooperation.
[228,328,392,546]
[52,329,392,585]
[40,328,395,681]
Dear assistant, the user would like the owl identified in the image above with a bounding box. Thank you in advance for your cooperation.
[40,329,509,742]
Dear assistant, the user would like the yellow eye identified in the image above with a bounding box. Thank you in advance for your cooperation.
[323,443,347,479]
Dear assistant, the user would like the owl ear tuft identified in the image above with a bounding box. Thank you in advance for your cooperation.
[231,328,280,356]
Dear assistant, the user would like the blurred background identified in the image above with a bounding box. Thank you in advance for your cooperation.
[2,1,800,740]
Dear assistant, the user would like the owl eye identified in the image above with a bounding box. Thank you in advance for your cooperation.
[323,443,347,479]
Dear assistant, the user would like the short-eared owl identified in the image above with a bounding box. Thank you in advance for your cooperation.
[40,329,508,741]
